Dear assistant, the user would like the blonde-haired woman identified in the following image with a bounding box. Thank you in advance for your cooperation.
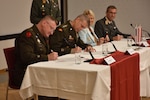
[79,9,100,46]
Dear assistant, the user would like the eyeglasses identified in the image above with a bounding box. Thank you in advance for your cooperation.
[46,21,56,33]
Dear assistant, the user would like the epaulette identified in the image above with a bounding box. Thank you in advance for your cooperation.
[62,24,68,28]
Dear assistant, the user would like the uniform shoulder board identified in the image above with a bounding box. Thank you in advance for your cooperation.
[62,24,68,28]
[25,31,32,38]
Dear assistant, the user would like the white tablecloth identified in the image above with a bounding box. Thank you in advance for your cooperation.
[19,54,110,100]
[19,39,150,99]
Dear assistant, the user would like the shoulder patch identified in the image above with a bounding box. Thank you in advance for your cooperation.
[26,32,32,38]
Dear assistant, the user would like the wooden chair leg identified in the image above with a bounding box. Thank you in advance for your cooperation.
[6,84,8,100]
[34,94,38,100]
[5,72,9,100]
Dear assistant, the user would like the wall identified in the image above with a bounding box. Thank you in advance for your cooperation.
[0,0,150,69]
[68,0,150,35]
[0,0,32,36]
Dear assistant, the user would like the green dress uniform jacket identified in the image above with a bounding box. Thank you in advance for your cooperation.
[14,25,51,87]
[50,21,89,56]
[94,17,130,41]
[30,0,61,24]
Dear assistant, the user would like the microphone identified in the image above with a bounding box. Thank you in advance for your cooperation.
[89,51,94,59]
[130,24,134,29]
[84,51,95,62]
[130,24,150,37]
[107,41,117,54]
[110,41,117,51]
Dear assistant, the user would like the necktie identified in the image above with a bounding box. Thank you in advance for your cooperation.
[88,27,98,43]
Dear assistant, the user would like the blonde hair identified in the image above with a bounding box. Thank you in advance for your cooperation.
[83,9,95,18]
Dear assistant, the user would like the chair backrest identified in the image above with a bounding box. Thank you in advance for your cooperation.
[3,47,19,89]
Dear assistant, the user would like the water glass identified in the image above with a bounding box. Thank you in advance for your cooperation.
[75,52,81,64]
[127,39,132,47]
[102,44,108,56]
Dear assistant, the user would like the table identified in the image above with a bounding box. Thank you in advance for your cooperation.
[19,55,111,100]
[108,39,150,97]
[19,39,150,100]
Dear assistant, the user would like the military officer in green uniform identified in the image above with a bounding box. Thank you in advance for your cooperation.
[50,14,95,56]
[30,0,61,24]
[14,15,58,88]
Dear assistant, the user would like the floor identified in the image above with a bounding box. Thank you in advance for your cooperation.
[0,69,22,100]
[0,69,150,100]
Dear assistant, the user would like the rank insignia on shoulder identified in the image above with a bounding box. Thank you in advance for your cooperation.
[62,25,67,28]
[26,32,32,38]
[58,28,63,32]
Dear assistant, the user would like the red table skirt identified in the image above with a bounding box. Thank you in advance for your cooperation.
[90,51,140,100]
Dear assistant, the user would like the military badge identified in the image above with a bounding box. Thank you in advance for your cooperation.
[37,38,41,44]
[26,32,32,38]
[69,35,74,40]
[58,28,63,32]
[70,28,72,31]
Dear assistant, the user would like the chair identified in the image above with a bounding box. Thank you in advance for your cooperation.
[3,47,19,100]
[3,47,38,100]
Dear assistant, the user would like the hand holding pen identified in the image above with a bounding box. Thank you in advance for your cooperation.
[71,44,82,53]
[48,49,58,60]
[84,45,96,52]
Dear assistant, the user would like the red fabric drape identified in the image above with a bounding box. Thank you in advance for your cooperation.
[90,51,140,100]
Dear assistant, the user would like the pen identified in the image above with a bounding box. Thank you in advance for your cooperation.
[75,44,77,48]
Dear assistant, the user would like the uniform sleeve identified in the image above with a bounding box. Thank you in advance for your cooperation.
[50,28,71,56]
[17,32,48,65]
[113,22,130,38]
[30,0,42,24]
[94,21,105,38]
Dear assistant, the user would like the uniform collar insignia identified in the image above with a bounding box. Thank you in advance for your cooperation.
[105,17,112,25]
